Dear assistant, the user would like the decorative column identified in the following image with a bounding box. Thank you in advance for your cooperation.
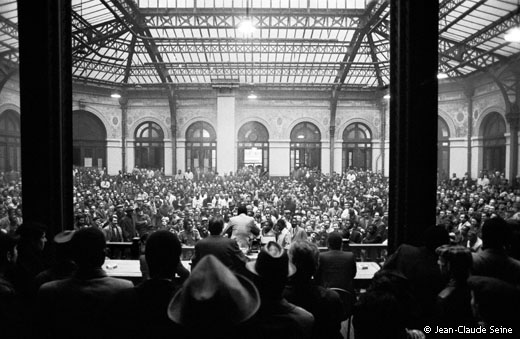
[463,82,474,177]
[506,104,520,181]
[217,88,236,174]
[119,95,128,173]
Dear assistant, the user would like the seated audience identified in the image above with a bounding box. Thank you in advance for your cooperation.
[113,230,185,338]
[168,255,260,339]
[435,245,475,328]
[191,215,247,274]
[316,232,357,294]
[246,241,314,339]
[37,227,133,338]
[283,240,344,339]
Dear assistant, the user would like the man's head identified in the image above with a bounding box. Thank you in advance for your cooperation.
[289,240,319,280]
[327,231,343,250]
[237,205,247,215]
[0,232,17,268]
[71,227,106,270]
[208,216,224,235]
[146,230,182,279]
[481,217,510,250]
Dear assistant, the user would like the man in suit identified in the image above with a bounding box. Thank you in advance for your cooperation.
[37,228,133,338]
[316,232,357,294]
[222,205,260,251]
[112,230,185,338]
[192,216,247,274]
[472,217,520,284]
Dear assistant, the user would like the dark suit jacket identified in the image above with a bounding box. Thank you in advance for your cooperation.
[111,279,184,339]
[191,235,247,273]
[37,268,133,338]
[316,249,357,293]
[472,248,520,284]
[383,244,444,327]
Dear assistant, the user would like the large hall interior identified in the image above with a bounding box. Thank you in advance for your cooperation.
[1,0,520,338]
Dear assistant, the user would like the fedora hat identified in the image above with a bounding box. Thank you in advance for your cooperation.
[168,255,260,329]
[246,241,296,278]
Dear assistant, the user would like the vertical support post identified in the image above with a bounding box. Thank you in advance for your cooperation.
[18,0,73,235]
[167,89,177,175]
[464,82,474,177]
[389,0,439,252]
[120,96,128,173]
[506,104,520,182]
[330,90,338,175]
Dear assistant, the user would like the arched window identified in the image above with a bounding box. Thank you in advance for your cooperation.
[186,121,216,172]
[237,121,269,172]
[290,122,321,172]
[481,112,506,173]
[438,117,450,178]
[0,110,20,173]
[72,110,107,168]
[134,121,164,170]
[342,122,372,171]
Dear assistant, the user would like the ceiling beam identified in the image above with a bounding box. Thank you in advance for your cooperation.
[103,0,173,85]
[140,8,366,17]
[439,0,486,34]
[123,34,136,83]
[444,6,520,55]
[0,14,18,40]
[332,0,389,93]
[367,33,384,88]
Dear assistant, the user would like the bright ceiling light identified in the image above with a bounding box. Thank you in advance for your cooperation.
[297,135,305,139]
[504,26,520,43]
[111,89,121,98]
[238,18,256,35]
[383,94,390,100]
[437,72,449,79]
[248,92,257,99]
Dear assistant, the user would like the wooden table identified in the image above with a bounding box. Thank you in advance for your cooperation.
[105,259,380,284]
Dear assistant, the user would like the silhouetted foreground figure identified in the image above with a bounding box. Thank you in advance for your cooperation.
[37,227,133,339]
[168,255,260,339]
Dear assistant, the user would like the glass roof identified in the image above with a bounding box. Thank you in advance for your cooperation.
[1,1,519,90]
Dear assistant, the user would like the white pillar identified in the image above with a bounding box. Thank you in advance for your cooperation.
[269,140,290,176]
[321,140,330,175]
[177,138,186,174]
[505,132,511,179]
[106,139,122,175]
[217,93,236,175]
[126,138,135,172]
[449,137,468,177]
[334,141,342,174]
[164,140,173,176]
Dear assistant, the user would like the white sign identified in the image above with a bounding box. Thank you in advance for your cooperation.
[244,148,262,164]
[84,157,92,167]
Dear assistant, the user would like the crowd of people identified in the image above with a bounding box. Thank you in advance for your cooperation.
[71,166,390,251]
[0,167,520,337]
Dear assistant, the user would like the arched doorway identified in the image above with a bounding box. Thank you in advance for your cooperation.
[186,121,216,172]
[342,122,372,171]
[134,121,164,170]
[438,117,450,179]
[0,110,21,172]
[481,112,506,173]
[237,121,269,172]
[72,110,107,168]
[290,122,321,172]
